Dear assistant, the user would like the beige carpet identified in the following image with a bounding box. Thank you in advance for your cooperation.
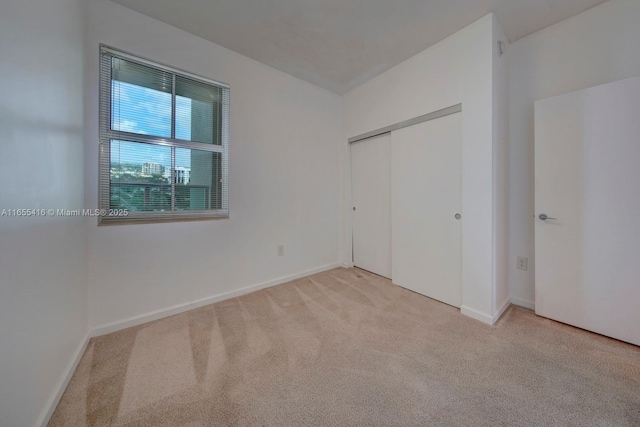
[50,268,640,426]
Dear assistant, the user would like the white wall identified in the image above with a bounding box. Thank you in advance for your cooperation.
[85,0,342,330]
[341,14,503,323]
[0,0,88,426]
[508,0,640,308]
[492,16,510,318]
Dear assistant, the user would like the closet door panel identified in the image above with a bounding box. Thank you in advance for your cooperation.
[391,113,462,307]
[351,133,392,278]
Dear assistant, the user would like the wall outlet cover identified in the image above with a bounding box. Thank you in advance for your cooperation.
[517,256,528,271]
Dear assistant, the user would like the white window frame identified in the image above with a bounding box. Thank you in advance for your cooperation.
[98,45,229,224]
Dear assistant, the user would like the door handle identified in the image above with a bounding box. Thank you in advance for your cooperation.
[539,213,557,221]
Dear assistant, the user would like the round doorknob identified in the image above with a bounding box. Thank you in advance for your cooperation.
[455,213,462,220]
[353,207,356,211]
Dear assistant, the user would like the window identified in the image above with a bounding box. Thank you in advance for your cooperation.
[99,46,229,224]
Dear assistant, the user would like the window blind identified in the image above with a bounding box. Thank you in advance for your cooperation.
[99,46,229,223]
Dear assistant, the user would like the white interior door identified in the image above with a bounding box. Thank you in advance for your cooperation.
[391,113,462,307]
[351,133,392,278]
[535,75,640,346]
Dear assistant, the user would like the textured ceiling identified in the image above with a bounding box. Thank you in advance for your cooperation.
[110,0,608,94]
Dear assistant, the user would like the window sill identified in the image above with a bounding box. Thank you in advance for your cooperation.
[98,212,229,226]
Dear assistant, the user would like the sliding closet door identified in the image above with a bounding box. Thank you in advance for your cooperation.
[391,113,462,307]
[351,133,392,278]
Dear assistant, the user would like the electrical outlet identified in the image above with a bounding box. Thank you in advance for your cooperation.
[517,256,528,271]
[277,245,285,256]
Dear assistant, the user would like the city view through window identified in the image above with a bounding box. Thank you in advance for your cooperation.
[109,76,221,212]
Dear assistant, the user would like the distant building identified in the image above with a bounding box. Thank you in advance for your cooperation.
[142,162,164,176]
[161,167,191,184]
[175,167,191,184]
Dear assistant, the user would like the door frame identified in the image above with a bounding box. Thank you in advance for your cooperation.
[348,104,461,144]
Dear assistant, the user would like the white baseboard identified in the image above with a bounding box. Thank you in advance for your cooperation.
[460,305,494,325]
[511,296,535,310]
[90,262,343,337]
[493,297,511,323]
[37,332,91,427]
[341,262,354,268]
[461,298,512,326]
